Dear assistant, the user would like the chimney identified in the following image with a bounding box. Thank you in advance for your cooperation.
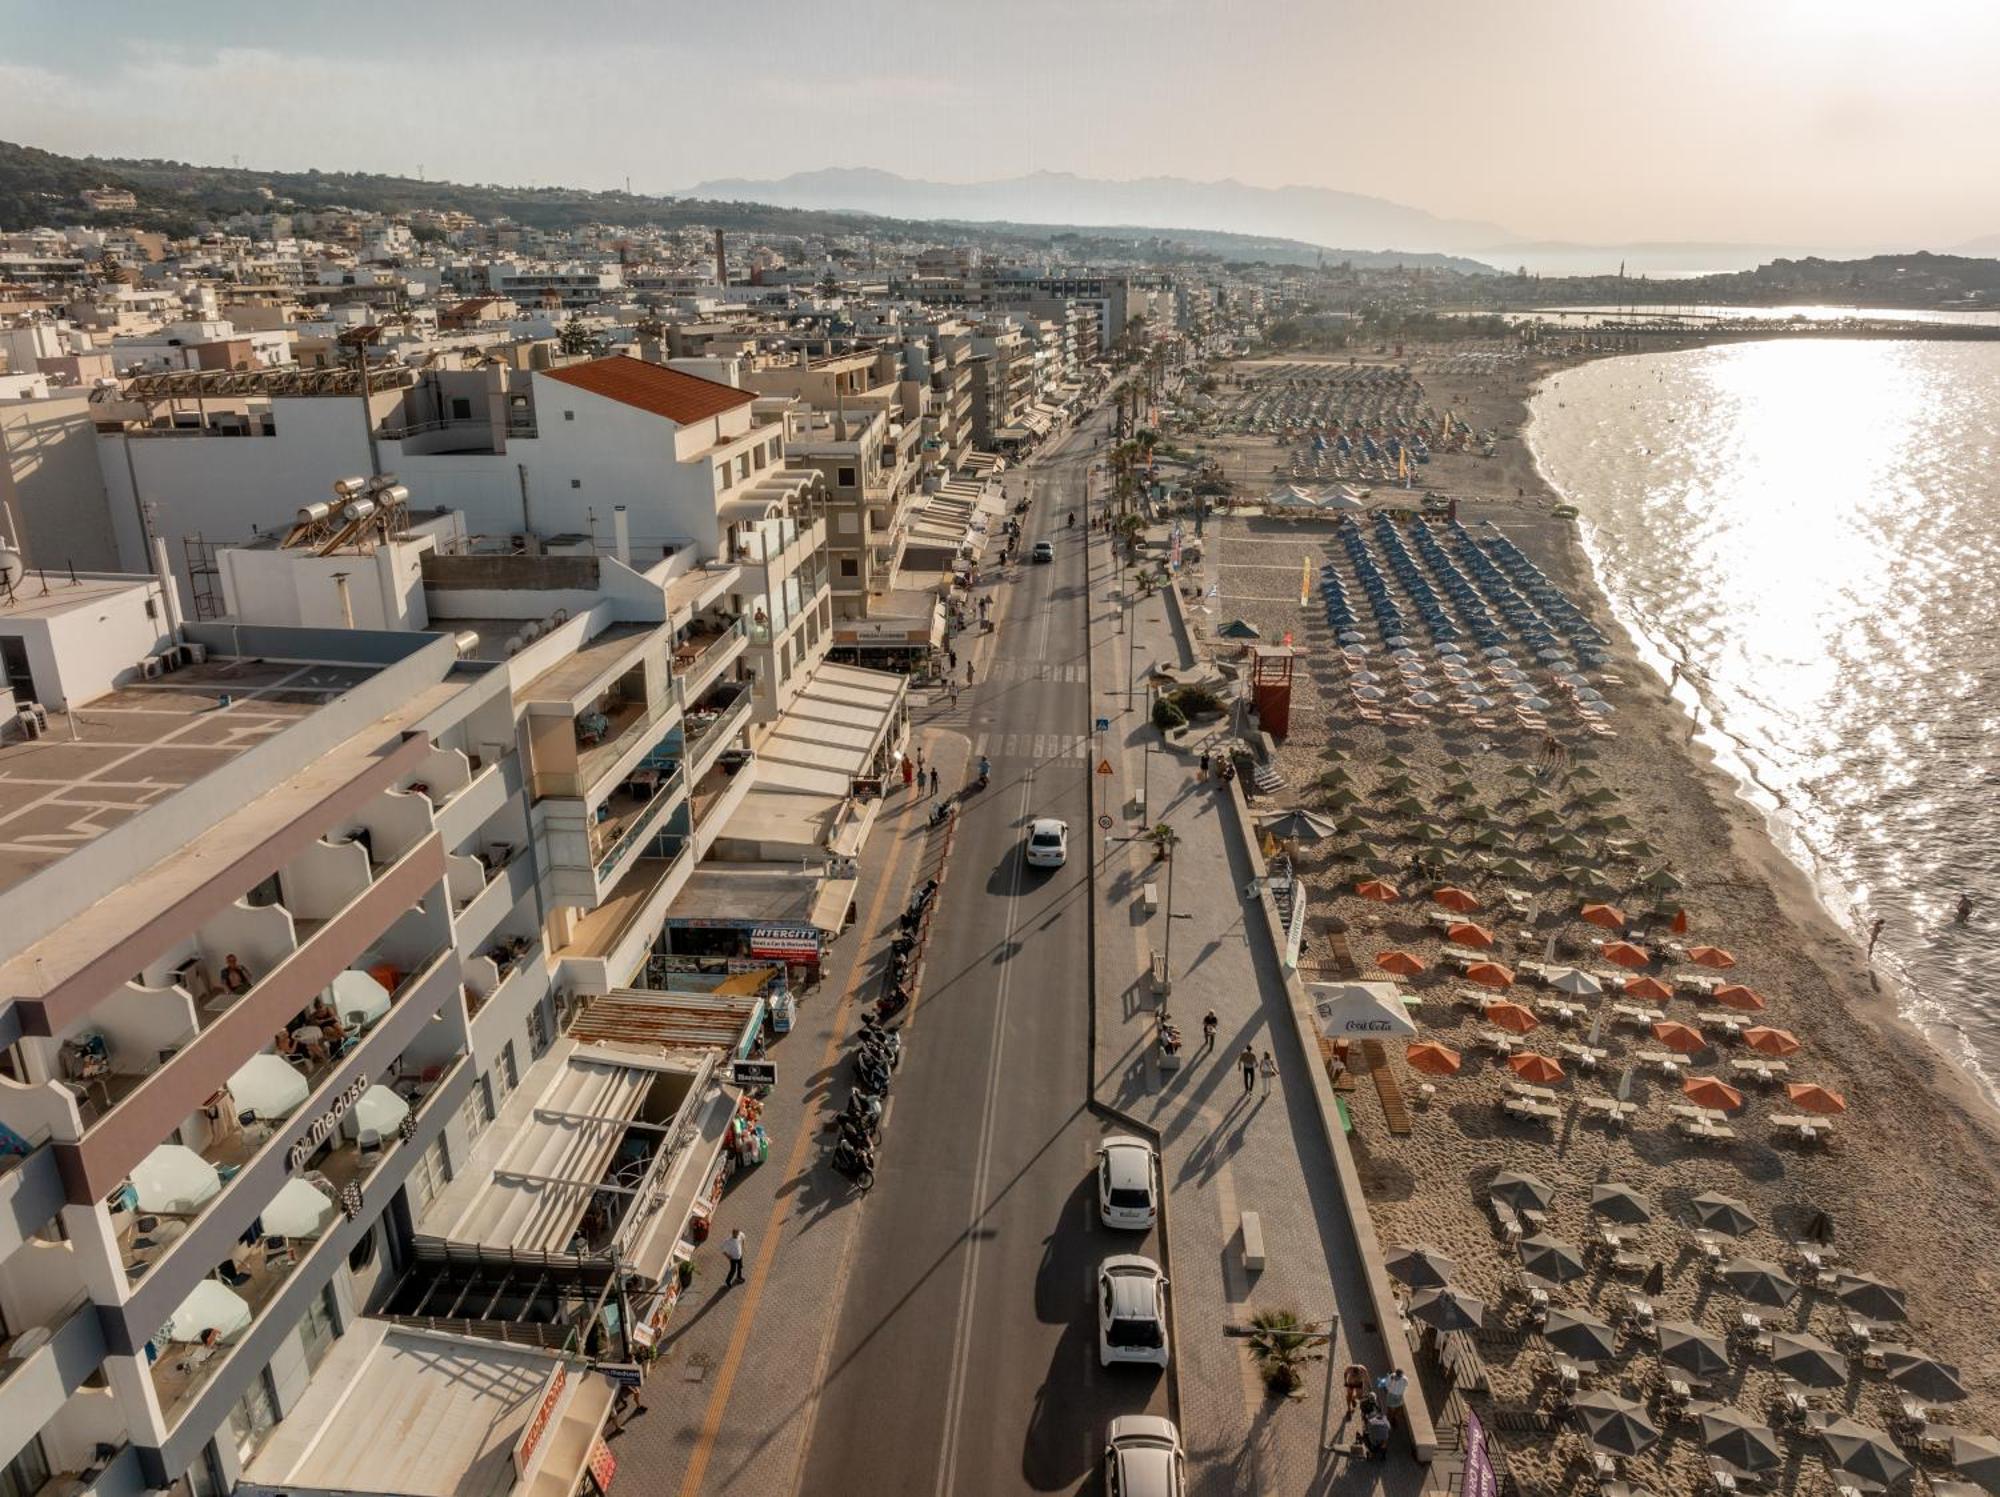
[715,229,726,287]
[611,505,632,566]
[148,534,185,635]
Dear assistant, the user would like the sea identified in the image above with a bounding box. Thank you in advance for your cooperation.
[1527,337,2000,1108]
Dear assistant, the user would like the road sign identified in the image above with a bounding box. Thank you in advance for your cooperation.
[1096,758,1114,776]
[730,1059,777,1088]
[1097,814,1114,830]
[596,1363,645,1387]
[1095,717,1110,733]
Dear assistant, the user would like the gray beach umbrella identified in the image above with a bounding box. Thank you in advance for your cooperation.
[1656,1320,1733,1380]
[1589,1183,1654,1225]
[1948,1433,2000,1491]
[1834,1271,1908,1322]
[1490,1170,1555,1213]
[1698,1407,1784,1473]
[1689,1191,1758,1237]
[1768,1331,1848,1389]
[1258,808,1340,843]
[1719,1258,1799,1307]
[1548,967,1604,997]
[1572,1391,1659,1456]
[1543,1308,1620,1363]
[1385,1244,1459,1290]
[1878,1346,1967,1403]
[1518,1233,1589,1285]
[1408,1285,1485,1334]
[1820,1418,1914,1488]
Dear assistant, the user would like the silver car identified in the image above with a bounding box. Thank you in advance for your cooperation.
[1097,1136,1158,1230]
[1104,1416,1186,1497]
[1097,1254,1170,1368]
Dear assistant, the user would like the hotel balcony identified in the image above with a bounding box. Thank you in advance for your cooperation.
[586,762,688,884]
[671,615,748,702]
[529,681,680,804]
[554,837,695,993]
[682,683,754,788]
[0,1295,108,1470]
[688,754,754,859]
[447,840,537,959]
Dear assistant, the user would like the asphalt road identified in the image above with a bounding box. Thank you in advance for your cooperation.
[799,408,1168,1496]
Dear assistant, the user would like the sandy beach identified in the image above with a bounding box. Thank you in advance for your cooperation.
[1177,344,2000,1493]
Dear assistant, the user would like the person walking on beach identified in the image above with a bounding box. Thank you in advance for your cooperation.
[1202,1009,1218,1051]
[1259,1050,1278,1095]
[1867,917,1886,958]
[721,1228,747,1288]
[1238,1045,1258,1094]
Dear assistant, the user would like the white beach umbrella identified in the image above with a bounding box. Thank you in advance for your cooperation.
[132,1144,222,1215]
[353,1086,410,1140]
[1519,696,1553,711]
[1385,635,1413,649]
[1389,648,1419,662]
[1349,670,1383,684]
[1308,981,1417,1039]
[1464,695,1499,710]
[332,967,393,1028]
[1354,685,1387,701]
[262,1178,336,1239]
[1547,967,1604,997]
[165,1280,252,1343]
[229,1053,309,1121]
[1483,646,1514,659]
[1409,692,1442,707]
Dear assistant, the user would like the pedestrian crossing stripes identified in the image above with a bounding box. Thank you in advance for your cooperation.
[984,658,1089,684]
[970,731,1094,766]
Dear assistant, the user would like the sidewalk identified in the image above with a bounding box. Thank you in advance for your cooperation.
[1086,516,1428,1496]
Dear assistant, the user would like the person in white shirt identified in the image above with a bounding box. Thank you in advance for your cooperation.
[721,1227,747,1287]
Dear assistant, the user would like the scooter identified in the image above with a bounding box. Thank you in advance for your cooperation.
[831,1137,876,1189]
[842,1089,883,1131]
[928,798,955,828]
[858,1032,901,1070]
[874,984,911,1021]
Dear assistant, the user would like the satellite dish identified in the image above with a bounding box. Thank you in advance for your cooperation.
[0,549,23,590]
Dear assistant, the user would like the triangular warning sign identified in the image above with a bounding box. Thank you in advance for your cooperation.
[1096,758,1115,775]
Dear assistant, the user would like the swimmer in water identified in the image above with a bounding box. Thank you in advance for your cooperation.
[1957,893,1976,925]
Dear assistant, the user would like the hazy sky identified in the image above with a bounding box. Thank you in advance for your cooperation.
[2,0,1997,248]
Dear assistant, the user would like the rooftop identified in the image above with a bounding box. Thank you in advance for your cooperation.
[541,354,752,425]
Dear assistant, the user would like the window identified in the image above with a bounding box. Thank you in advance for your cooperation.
[570,478,582,489]
[407,1134,451,1213]
[836,511,858,535]
[837,467,856,488]
[298,1284,341,1375]
[460,1079,494,1146]
[564,410,575,421]
[526,999,551,1059]
[716,465,732,491]
[736,454,750,481]
[1,1439,49,1497]
[498,1041,520,1097]
[450,397,473,421]
[226,1371,281,1462]
[839,558,858,578]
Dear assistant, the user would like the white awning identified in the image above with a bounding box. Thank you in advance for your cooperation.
[1308,981,1418,1038]
[754,662,906,797]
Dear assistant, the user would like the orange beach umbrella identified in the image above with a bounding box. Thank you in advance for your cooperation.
[1624,975,1673,1002]
[1376,950,1427,976]
[1483,1000,1540,1034]
[1602,941,1650,970]
[1742,1026,1799,1057]
[1689,945,1737,970]
[1405,1041,1463,1077]
[1785,1082,1847,1116]
[1432,886,1481,913]
[1466,961,1515,990]
[1579,902,1626,929]
[1710,983,1766,1012]
[1652,1020,1707,1055]
[1508,1051,1566,1086]
[1447,921,1496,949]
[1671,907,1691,934]
[1356,879,1400,902]
[1681,1074,1744,1112]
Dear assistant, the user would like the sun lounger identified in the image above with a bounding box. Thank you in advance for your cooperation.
[1767,1113,1833,1146]
[1676,1117,1736,1144]
[1502,1097,1560,1124]
[1578,1095,1637,1128]
[1611,1003,1665,1028]
[1727,1058,1790,1085]
[1504,1080,1559,1103]
[1557,1041,1607,1070]
[1697,1011,1746,1039]
[1471,1028,1516,1056]
[1691,1229,1726,1264]
[1490,1197,1524,1242]
[1668,1103,1727,1122]
[1635,1049,1688,1076]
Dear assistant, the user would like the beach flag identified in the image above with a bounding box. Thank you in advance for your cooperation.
[1398,447,1410,485]
[1300,555,1313,607]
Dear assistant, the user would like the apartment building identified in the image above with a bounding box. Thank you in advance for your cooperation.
[968,322,1034,451]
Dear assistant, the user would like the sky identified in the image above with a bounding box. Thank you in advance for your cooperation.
[2,0,1997,250]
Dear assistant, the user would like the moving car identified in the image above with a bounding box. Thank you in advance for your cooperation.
[1097,1136,1159,1229]
[1025,817,1069,869]
[1097,1255,1170,1368]
[1031,539,1055,563]
[1103,1417,1186,1497]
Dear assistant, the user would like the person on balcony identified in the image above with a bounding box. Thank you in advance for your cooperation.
[219,954,254,997]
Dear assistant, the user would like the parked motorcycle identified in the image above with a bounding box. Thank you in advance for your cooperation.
[831,1136,876,1190]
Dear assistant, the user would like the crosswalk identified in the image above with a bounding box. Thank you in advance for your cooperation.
[971,731,1094,766]
[983,657,1090,685]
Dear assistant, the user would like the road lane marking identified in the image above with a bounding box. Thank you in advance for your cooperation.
[934,766,1034,1497]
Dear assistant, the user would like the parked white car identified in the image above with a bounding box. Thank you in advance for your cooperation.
[1097,1255,1170,1368]
[1103,1416,1186,1497]
[1097,1136,1159,1230]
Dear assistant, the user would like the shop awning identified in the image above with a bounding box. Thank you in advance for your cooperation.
[570,988,766,1057]
[755,662,906,797]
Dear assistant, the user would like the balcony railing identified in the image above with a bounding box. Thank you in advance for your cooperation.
[537,692,678,801]
[672,616,747,678]
[590,764,688,880]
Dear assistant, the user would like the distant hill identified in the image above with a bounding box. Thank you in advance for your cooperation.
[683,166,1512,255]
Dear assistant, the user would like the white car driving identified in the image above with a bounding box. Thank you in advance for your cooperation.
[1097,1254,1170,1368]
[1097,1136,1159,1230]
[1025,817,1068,868]
[1104,1416,1186,1497]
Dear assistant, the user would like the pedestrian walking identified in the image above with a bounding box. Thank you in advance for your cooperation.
[1342,1362,1368,1414]
[929,766,940,797]
[1376,1367,1409,1428]
[1201,1009,1218,1051]
[965,661,974,687]
[949,684,959,710]
[1259,1050,1277,1095]
[901,756,915,792]
[607,1380,647,1436]
[946,647,957,673]
[1238,1045,1257,1094]
[1866,916,1885,958]
[721,1227,746,1287]
[1198,750,1209,782]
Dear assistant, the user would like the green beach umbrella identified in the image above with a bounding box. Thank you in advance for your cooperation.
[1458,802,1493,823]
[1523,808,1563,828]
[1445,777,1478,799]
[1638,868,1685,893]
[1323,786,1361,808]
[1389,795,1427,816]
[1622,839,1660,857]
[1470,827,1505,848]
[1379,753,1410,769]
[1503,765,1537,781]
[1568,765,1600,782]
[1598,813,1634,831]
[1546,833,1589,854]
[1578,787,1621,806]
[1491,858,1534,879]
[1381,773,1416,793]
[1320,768,1353,788]
[1334,813,1370,833]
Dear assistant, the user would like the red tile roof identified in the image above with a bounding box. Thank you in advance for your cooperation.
[541,355,753,425]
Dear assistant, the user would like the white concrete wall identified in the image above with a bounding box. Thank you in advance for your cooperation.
[0,580,176,710]
[1,393,119,572]
[218,537,431,632]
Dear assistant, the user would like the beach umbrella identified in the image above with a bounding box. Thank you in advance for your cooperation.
[1376,950,1427,976]
[1444,776,1478,798]
[262,1177,335,1239]
[1309,982,1418,1039]
[1322,786,1361,809]
[132,1144,222,1215]
[1408,1285,1484,1333]
[1259,808,1340,843]
[1483,1001,1539,1034]
[165,1280,253,1343]
[1710,983,1767,1012]
[1572,1391,1659,1457]
[1518,1233,1588,1285]
[1688,945,1736,969]
[1380,772,1415,793]
[1491,1170,1556,1212]
[1447,921,1496,949]
[1409,691,1443,707]
[1523,808,1564,828]
[228,1052,310,1120]
[1355,879,1400,901]
[1334,814,1372,833]
[1589,1183,1654,1225]
[1671,907,1691,934]
[1947,1433,2000,1490]
[1834,1272,1908,1322]
[1465,961,1514,989]
[1385,1243,1460,1289]
[1576,787,1621,807]
[1544,1309,1621,1363]
[1596,814,1634,831]
[1652,1020,1707,1056]
[1353,684,1387,701]
[1404,1041,1462,1077]
[1601,941,1650,969]
[1766,1333,1848,1389]
[1820,1419,1913,1488]
[332,966,394,1028]
[1742,1026,1799,1057]
[1657,1320,1733,1380]
[1457,802,1494,824]
[1699,1408,1783,1473]
[1579,902,1625,929]
[1689,1191,1758,1237]
[1785,1082,1846,1116]
[1624,975,1673,1002]
[1546,833,1590,854]
[1878,1347,1966,1403]
[1682,1074,1744,1112]
[1503,764,1537,781]
[1547,967,1603,998]
[1490,857,1534,879]
[1432,886,1481,913]
[354,1086,410,1139]
[1218,619,1262,640]
[1508,1051,1565,1086]
[1720,1258,1800,1308]
[1637,867,1685,894]
[1378,753,1410,769]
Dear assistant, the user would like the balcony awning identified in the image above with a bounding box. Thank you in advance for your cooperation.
[753,662,906,798]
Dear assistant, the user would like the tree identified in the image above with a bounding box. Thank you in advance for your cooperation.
[1247,1307,1323,1397]
[557,315,596,357]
